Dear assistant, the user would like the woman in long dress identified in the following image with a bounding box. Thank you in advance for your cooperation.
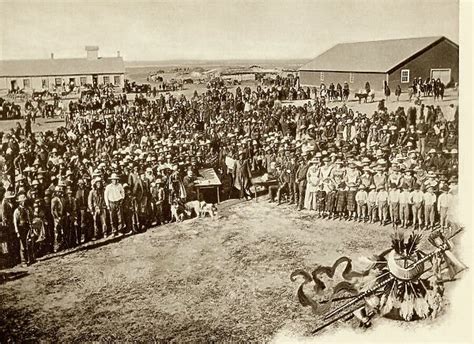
[304,159,320,210]
[318,157,334,192]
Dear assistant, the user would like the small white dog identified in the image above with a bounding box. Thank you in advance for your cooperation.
[184,200,204,218]
[184,200,218,219]
[200,203,218,218]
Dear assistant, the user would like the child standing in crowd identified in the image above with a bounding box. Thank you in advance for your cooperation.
[388,183,400,229]
[367,184,378,223]
[376,185,389,226]
[423,186,437,230]
[316,184,326,218]
[355,185,368,222]
[398,184,411,228]
[335,182,347,220]
[346,183,357,221]
[410,183,424,229]
[437,185,452,231]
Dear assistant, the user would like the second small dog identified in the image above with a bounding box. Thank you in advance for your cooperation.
[170,201,186,222]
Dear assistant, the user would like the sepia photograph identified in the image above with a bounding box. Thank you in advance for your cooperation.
[0,0,472,342]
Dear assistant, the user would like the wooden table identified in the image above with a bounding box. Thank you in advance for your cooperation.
[251,177,278,202]
[196,168,222,204]
[196,184,221,204]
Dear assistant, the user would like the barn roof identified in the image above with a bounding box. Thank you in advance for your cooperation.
[0,57,125,77]
[299,36,457,73]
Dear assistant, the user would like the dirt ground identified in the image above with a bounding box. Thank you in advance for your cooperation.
[0,197,456,343]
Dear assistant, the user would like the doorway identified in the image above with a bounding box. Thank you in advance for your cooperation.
[431,69,451,85]
[92,75,98,86]
[10,80,18,91]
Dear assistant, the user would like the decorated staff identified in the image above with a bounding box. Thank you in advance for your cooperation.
[291,229,467,333]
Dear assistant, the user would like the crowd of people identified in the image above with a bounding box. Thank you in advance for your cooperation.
[0,78,458,269]
[402,77,447,103]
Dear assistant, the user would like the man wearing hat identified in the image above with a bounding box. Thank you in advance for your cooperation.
[151,178,166,225]
[128,164,144,204]
[295,150,310,210]
[1,190,19,266]
[75,179,91,243]
[105,173,124,237]
[373,165,387,191]
[182,168,198,202]
[88,178,108,239]
[64,186,78,247]
[15,174,27,196]
[51,186,66,252]
[285,153,299,205]
[13,194,35,266]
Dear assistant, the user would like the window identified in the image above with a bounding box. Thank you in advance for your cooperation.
[103,76,110,84]
[23,79,30,88]
[80,77,87,86]
[320,72,324,82]
[349,73,355,83]
[55,78,62,86]
[401,69,410,83]
[114,75,121,86]
[42,79,49,89]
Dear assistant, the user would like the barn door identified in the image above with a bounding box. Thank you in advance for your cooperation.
[431,69,451,84]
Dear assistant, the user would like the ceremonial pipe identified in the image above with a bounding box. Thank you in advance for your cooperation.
[312,305,364,334]
[323,277,392,320]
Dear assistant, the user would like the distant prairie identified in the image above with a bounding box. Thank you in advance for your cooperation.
[125,59,308,70]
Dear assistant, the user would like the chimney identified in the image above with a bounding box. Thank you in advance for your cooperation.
[85,46,99,60]
[51,53,54,59]
[117,50,121,58]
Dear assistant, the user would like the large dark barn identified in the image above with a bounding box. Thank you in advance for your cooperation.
[299,36,458,92]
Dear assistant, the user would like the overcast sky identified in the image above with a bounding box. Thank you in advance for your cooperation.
[0,0,459,61]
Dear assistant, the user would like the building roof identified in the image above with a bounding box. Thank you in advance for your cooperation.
[299,36,457,73]
[0,57,125,77]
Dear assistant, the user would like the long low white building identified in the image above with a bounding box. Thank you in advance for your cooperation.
[0,46,125,92]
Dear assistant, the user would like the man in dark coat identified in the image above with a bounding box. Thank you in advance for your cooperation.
[295,151,310,210]
[233,151,252,200]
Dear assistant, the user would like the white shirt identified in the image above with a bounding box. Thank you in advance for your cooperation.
[355,190,368,203]
[104,183,124,207]
[423,192,437,205]
[437,193,452,210]
[410,190,424,204]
